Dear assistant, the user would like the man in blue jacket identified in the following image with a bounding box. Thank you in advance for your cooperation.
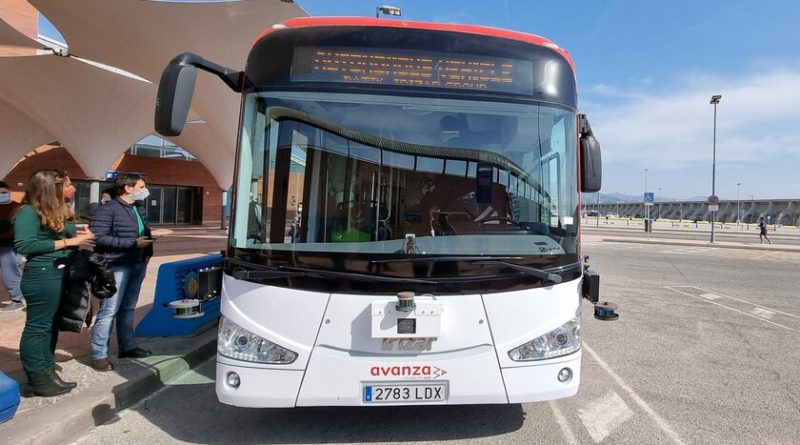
[89,173,154,371]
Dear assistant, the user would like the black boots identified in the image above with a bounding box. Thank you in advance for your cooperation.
[26,368,75,397]
[49,368,77,389]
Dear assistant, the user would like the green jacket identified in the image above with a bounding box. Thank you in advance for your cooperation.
[13,204,76,266]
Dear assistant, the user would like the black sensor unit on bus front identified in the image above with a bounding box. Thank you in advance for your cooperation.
[397,318,417,334]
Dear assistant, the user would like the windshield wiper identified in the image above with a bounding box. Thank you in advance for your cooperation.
[470,260,564,284]
[227,258,437,284]
[371,256,576,285]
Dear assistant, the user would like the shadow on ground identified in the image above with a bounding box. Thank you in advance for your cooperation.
[130,360,526,444]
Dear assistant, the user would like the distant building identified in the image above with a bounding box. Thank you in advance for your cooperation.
[5,138,223,225]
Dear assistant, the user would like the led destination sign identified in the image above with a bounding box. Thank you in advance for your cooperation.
[291,46,534,95]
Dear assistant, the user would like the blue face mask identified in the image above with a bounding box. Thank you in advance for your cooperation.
[0,193,10,204]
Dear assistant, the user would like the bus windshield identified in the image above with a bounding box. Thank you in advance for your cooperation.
[231,91,579,258]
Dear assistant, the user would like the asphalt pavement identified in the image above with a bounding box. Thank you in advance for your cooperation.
[64,229,800,445]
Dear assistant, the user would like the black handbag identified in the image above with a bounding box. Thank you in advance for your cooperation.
[57,250,117,332]
[88,252,116,299]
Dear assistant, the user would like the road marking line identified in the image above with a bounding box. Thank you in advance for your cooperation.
[602,244,647,251]
[578,391,634,443]
[698,293,722,300]
[672,285,800,320]
[665,287,800,333]
[750,307,775,320]
[662,247,705,254]
[584,344,688,445]
[550,401,579,445]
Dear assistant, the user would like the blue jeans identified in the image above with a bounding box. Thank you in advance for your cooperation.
[0,246,23,302]
[90,262,146,360]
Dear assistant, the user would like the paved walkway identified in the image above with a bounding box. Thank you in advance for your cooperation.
[0,226,227,375]
[582,221,800,253]
[0,225,225,445]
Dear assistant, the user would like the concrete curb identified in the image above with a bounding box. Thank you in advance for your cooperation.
[601,237,800,253]
[1,328,217,445]
[585,225,800,241]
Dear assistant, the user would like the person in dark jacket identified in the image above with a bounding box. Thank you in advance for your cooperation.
[14,170,95,397]
[89,173,154,371]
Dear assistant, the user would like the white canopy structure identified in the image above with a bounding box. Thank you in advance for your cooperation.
[0,54,157,179]
[0,12,39,49]
[1,0,308,187]
[0,97,54,177]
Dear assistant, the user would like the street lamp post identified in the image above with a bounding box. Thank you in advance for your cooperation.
[644,168,649,228]
[376,5,402,18]
[709,94,722,243]
[736,182,741,228]
[658,187,662,219]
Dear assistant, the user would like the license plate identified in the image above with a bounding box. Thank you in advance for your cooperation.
[363,382,448,403]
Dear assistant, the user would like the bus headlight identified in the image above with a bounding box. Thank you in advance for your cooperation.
[508,315,581,361]
[218,316,297,364]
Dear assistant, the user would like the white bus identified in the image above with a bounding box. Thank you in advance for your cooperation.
[155,16,609,407]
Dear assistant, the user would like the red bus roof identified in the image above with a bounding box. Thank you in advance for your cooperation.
[256,16,575,71]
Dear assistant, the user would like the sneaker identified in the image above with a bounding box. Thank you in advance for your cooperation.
[118,347,152,359]
[0,301,24,312]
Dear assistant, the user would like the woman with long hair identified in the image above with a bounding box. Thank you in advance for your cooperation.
[13,169,94,397]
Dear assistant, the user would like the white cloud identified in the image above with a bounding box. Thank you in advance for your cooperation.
[586,69,800,166]
[583,68,800,198]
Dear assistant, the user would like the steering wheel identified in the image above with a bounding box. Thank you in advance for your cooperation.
[477,216,518,225]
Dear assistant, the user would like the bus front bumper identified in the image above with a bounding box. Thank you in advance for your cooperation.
[216,350,581,408]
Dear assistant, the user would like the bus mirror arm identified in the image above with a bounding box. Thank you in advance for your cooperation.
[155,52,244,137]
[581,266,600,304]
[579,114,602,193]
[583,255,619,321]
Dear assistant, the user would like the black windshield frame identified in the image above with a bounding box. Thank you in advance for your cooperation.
[226,24,582,295]
[225,248,582,294]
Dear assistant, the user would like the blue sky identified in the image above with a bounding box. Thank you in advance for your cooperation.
[38,0,800,200]
[297,0,800,200]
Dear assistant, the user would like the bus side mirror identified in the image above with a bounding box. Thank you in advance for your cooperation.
[155,61,197,137]
[580,135,602,192]
[579,114,602,192]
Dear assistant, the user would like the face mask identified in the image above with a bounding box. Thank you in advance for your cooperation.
[130,187,150,202]
[0,193,10,204]
[63,185,76,200]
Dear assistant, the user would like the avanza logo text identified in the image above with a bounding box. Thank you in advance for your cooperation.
[369,365,447,379]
